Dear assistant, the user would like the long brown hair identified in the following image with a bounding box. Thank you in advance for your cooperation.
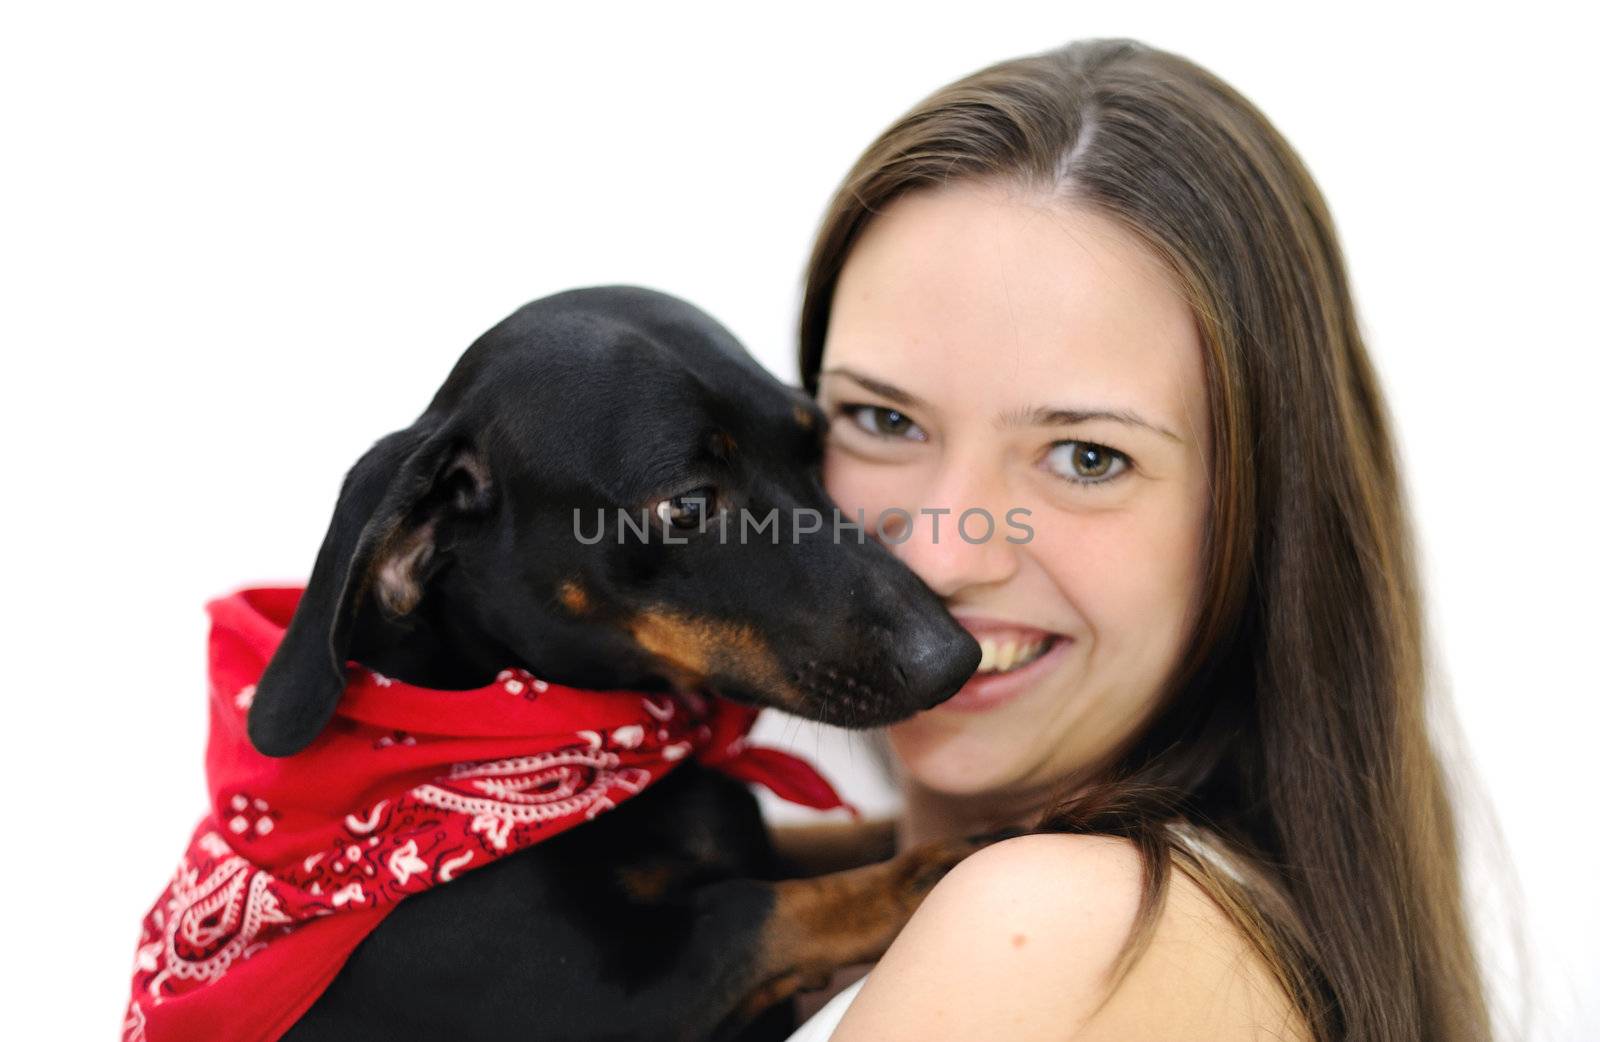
[797,38,1491,1042]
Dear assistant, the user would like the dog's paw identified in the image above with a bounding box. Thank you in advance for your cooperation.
[889,826,1032,905]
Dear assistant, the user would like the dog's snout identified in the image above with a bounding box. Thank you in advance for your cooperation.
[897,619,981,709]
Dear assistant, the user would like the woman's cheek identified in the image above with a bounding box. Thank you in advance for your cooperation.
[822,448,897,523]
[1023,511,1116,604]
[819,445,854,505]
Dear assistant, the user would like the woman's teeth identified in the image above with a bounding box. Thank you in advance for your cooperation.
[975,635,1055,674]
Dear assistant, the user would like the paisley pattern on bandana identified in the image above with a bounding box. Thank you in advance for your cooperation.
[123,586,855,1042]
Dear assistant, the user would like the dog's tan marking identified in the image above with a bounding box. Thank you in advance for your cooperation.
[626,609,712,690]
[557,578,591,615]
[615,863,679,903]
[770,818,899,877]
[793,404,816,430]
[711,430,738,457]
[624,607,806,708]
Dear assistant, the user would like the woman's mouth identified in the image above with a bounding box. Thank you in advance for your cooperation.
[974,633,1058,675]
[937,617,1073,714]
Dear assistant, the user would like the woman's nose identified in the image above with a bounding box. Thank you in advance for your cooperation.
[876,463,1020,599]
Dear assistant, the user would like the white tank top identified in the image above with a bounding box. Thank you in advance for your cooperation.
[782,976,868,1042]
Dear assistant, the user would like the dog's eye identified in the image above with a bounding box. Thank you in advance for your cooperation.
[653,486,717,531]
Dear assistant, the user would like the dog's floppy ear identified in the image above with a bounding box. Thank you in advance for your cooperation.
[247,420,493,757]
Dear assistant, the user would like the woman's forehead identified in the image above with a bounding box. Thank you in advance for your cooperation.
[823,182,1205,437]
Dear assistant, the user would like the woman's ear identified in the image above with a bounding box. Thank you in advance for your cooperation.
[246,421,493,758]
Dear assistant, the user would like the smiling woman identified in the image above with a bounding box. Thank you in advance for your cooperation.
[783,36,1492,1042]
[817,184,1211,786]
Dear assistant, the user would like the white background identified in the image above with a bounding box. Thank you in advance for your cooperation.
[3,3,1594,1038]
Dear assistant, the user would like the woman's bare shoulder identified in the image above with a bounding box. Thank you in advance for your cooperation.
[827,833,1311,1042]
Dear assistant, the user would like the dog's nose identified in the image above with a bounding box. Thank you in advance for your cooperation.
[898,620,982,709]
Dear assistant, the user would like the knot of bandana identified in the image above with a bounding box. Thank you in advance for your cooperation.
[123,585,856,1042]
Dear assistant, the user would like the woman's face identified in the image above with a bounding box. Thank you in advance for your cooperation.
[816,181,1212,802]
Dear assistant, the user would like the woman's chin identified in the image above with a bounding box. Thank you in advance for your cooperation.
[887,726,1031,798]
[886,670,1079,797]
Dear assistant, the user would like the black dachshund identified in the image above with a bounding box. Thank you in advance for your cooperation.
[247,286,994,1041]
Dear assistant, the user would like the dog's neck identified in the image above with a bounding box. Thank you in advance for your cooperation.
[347,591,516,690]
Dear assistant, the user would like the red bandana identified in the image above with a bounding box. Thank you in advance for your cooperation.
[124,585,855,1042]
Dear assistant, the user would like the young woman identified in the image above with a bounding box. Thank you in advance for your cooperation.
[781,38,1491,1042]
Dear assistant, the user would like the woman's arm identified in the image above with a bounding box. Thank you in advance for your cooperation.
[826,833,1310,1042]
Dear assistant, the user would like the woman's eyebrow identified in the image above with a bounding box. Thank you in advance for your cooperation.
[999,404,1184,444]
[820,367,930,410]
[822,366,1183,445]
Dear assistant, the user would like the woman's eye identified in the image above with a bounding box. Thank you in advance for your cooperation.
[654,486,717,529]
[1043,440,1131,487]
[841,403,928,442]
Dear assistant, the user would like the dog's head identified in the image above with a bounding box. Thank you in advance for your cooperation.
[247,285,980,757]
